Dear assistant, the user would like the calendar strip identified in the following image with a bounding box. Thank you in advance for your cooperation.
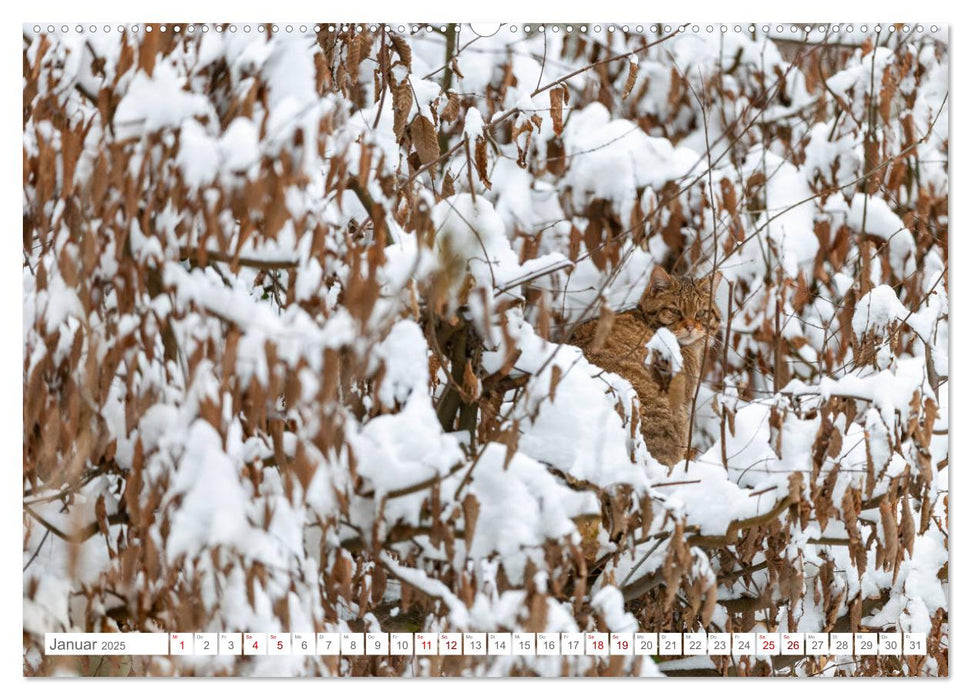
[43,632,927,657]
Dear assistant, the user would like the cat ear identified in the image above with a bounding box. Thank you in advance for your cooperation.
[707,271,723,291]
[649,266,672,293]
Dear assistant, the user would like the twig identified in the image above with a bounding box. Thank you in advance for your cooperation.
[25,504,129,543]
[178,247,298,270]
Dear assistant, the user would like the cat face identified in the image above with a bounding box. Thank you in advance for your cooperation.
[638,268,723,346]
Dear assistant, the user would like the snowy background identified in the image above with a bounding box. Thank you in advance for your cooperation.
[23,23,948,676]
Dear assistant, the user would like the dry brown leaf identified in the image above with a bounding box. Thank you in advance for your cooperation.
[667,66,683,108]
[622,58,639,99]
[720,177,738,217]
[550,87,564,136]
[879,65,896,125]
[389,32,412,69]
[462,494,480,549]
[787,471,804,505]
[582,202,608,270]
[345,33,363,78]
[900,496,916,556]
[462,359,480,400]
[441,171,455,198]
[392,82,413,141]
[411,114,440,165]
[701,582,718,626]
[591,305,615,352]
[474,136,492,189]
[450,56,464,79]
[548,365,563,403]
[499,421,520,470]
[441,91,460,122]
[879,499,900,572]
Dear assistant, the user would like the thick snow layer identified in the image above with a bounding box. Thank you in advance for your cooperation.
[432,193,569,295]
[467,443,597,584]
[114,62,211,137]
[845,195,918,278]
[743,150,820,277]
[464,107,485,140]
[433,194,519,289]
[220,117,261,172]
[591,586,638,632]
[852,284,909,338]
[177,118,220,189]
[562,103,698,219]
[371,319,431,407]
[784,356,931,429]
[349,392,464,527]
[510,318,654,490]
[166,421,256,561]
[262,36,321,159]
[164,263,357,377]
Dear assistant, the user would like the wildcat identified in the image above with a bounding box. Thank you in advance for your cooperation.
[570,267,723,467]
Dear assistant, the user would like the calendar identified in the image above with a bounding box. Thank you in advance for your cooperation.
[44,631,928,658]
[22,14,949,680]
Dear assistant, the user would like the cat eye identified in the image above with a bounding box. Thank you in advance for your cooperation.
[658,309,679,323]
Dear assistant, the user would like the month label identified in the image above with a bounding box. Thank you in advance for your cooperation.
[44,633,169,656]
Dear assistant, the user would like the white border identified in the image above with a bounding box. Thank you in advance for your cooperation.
[6,0,960,695]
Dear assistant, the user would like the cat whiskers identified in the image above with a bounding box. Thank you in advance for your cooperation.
[703,332,725,348]
[687,332,725,352]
